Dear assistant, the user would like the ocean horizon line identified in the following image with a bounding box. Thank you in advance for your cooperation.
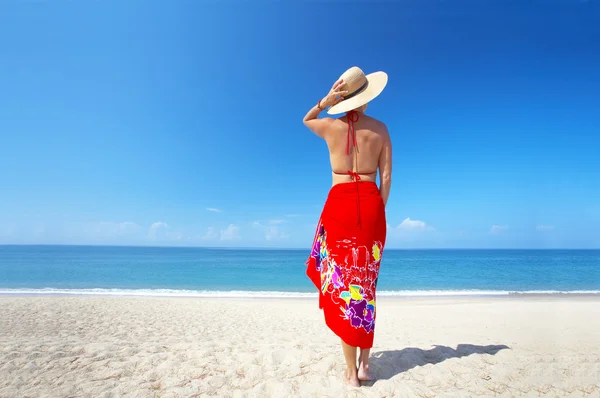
[1,244,599,251]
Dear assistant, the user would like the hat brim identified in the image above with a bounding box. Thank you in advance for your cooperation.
[327,71,388,115]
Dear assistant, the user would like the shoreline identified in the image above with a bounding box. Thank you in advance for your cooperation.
[1,288,600,300]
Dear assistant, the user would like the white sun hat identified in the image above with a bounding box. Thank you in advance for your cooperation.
[327,66,388,115]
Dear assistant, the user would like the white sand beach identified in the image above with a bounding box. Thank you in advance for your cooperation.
[1,296,599,397]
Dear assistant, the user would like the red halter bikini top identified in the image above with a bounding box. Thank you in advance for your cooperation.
[332,111,377,181]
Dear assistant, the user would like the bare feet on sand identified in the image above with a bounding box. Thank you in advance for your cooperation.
[345,369,360,387]
[358,364,374,381]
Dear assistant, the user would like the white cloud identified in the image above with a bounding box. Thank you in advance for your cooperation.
[536,225,554,231]
[148,221,170,239]
[206,208,223,213]
[202,227,219,240]
[253,221,289,241]
[150,221,169,229]
[385,217,435,243]
[220,224,240,241]
[285,214,300,218]
[200,224,241,241]
[395,217,432,231]
[490,225,509,234]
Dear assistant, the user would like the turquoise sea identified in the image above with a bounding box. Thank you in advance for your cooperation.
[0,245,599,297]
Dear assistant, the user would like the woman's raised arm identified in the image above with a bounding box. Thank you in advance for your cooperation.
[303,79,347,139]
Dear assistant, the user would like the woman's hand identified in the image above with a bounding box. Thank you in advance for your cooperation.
[320,79,347,109]
[303,78,348,138]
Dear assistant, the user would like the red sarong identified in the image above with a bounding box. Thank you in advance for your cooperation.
[306,180,386,349]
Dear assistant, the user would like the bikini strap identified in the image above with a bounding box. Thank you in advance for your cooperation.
[346,110,360,155]
[345,111,362,228]
[346,110,361,177]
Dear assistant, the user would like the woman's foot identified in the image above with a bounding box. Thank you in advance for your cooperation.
[345,368,360,387]
[358,364,374,381]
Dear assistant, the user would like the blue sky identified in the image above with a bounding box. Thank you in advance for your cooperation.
[1,1,599,249]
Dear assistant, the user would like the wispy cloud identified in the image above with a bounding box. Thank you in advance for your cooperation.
[268,219,285,225]
[84,221,188,242]
[536,225,554,231]
[85,221,144,238]
[202,227,219,240]
[119,221,141,230]
[200,224,241,241]
[253,221,289,241]
[220,224,240,240]
[206,207,223,213]
[285,214,301,218]
[490,225,509,234]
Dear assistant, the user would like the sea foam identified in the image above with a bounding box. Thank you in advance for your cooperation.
[1,288,598,298]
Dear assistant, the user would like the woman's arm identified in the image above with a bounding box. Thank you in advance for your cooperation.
[302,103,332,139]
[303,78,347,138]
[378,126,392,206]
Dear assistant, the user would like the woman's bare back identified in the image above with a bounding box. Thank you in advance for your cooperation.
[324,113,391,186]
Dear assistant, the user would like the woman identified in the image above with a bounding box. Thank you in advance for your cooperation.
[303,66,392,387]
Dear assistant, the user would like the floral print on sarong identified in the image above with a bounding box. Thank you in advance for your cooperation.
[308,221,383,335]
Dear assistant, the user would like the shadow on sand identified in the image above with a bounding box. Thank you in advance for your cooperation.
[368,344,510,381]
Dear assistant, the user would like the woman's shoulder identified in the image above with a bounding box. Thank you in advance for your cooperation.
[363,115,388,132]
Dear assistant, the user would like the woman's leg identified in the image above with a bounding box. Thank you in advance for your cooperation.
[341,340,360,386]
[358,348,374,381]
